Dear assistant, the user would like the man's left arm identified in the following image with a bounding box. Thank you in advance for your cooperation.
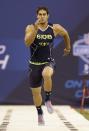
[53,24,71,55]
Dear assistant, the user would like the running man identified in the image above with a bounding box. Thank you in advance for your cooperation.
[24,6,71,125]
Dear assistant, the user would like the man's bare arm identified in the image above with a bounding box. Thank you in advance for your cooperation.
[24,24,38,47]
[24,19,41,47]
[53,24,71,52]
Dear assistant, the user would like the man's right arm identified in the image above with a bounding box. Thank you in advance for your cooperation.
[24,24,38,47]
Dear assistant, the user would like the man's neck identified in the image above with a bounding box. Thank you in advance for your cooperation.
[39,22,48,30]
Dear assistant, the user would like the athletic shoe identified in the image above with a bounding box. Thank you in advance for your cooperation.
[45,100,54,114]
[38,114,45,125]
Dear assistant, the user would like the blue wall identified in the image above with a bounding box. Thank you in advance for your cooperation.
[0,0,89,105]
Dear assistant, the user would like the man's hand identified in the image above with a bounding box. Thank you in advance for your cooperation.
[24,20,40,46]
[63,48,71,56]
[34,19,41,30]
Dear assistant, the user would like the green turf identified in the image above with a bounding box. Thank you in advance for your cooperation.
[75,108,89,120]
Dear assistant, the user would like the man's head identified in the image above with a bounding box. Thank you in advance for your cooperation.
[36,6,49,24]
[36,6,49,15]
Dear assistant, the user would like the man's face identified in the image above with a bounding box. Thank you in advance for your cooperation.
[37,10,49,24]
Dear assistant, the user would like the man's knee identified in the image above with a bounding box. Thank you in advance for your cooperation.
[42,66,53,78]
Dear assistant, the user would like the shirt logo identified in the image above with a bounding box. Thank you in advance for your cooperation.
[37,34,52,40]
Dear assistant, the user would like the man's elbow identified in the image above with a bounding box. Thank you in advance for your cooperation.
[24,38,30,47]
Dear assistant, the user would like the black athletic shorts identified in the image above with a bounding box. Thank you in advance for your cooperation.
[29,60,56,88]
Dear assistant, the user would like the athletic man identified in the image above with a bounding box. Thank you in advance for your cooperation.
[24,6,71,125]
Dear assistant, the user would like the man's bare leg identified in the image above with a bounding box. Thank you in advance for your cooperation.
[31,87,45,125]
[42,66,54,113]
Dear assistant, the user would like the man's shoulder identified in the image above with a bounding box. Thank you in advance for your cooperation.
[53,24,61,27]
[53,24,64,31]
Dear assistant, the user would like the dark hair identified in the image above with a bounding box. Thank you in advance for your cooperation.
[36,6,49,15]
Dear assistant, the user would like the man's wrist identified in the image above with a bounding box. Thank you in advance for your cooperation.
[66,48,71,50]
[33,23,38,31]
[65,48,71,50]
